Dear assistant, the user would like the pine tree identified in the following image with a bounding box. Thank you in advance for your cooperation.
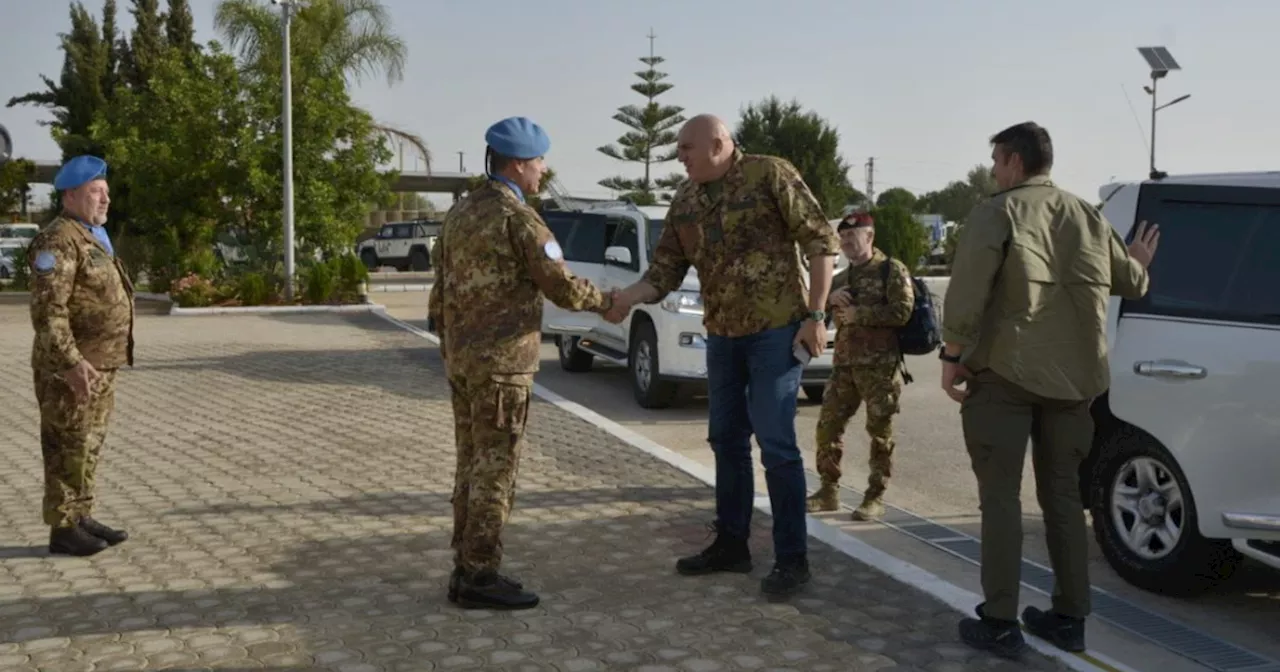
[165,0,197,60]
[121,0,165,90]
[596,30,685,205]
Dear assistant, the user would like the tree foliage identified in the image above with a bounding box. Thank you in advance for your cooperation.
[597,37,685,205]
[872,205,931,273]
[876,187,916,211]
[914,164,997,224]
[734,96,864,218]
[0,160,37,216]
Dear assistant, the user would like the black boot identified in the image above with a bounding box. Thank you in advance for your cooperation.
[455,569,539,610]
[49,525,109,557]
[675,530,752,576]
[80,517,128,546]
[760,554,810,596]
[448,567,524,604]
[1022,606,1086,652]
[958,603,1027,660]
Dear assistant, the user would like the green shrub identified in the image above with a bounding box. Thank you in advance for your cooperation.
[10,246,30,290]
[169,273,216,308]
[335,252,368,301]
[301,260,337,305]
[872,205,931,273]
[237,271,271,306]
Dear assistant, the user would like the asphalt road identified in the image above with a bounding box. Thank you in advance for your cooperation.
[377,288,1280,667]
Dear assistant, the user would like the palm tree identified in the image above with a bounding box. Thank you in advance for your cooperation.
[213,0,430,171]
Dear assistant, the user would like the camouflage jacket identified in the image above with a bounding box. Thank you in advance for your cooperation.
[432,180,610,378]
[642,150,839,338]
[829,249,913,367]
[28,214,135,372]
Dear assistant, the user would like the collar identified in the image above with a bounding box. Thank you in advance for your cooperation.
[694,149,744,206]
[490,175,525,203]
[61,211,103,230]
[849,248,883,268]
[996,173,1055,196]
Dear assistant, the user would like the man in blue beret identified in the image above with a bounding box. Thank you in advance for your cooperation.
[429,117,620,609]
[26,154,136,557]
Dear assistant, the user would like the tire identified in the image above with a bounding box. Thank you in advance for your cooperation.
[360,249,379,271]
[557,335,594,373]
[803,384,826,403]
[629,319,678,409]
[409,248,430,271]
[1090,424,1242,597]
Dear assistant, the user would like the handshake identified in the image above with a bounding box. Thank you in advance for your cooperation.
[602,287,635,324]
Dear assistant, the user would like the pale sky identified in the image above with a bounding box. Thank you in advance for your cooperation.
[2,0,1277,210]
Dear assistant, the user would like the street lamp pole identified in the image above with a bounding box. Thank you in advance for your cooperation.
[1137,46,1189,180]
[279,0,298,302]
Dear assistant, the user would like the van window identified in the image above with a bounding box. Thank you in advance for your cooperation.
[1124,184,1280,325]
[543,212,611,263]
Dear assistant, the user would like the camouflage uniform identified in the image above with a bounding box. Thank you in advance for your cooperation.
[809,249,913,520]
[28,214,135,529]
[433,180,610,580]
[645,149,839,594]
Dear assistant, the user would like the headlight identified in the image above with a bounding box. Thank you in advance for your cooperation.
[660,290,703,315]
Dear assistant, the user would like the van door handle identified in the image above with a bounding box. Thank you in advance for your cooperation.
[1133,360,1207,379]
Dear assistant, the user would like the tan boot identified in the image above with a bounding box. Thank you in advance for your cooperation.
[806,482,840,512]
[851,496,885,521]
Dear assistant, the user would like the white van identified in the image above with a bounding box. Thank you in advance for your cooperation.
[0,222,39,247]
[1084,171,1280,595]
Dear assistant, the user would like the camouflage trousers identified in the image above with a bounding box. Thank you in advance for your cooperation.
[449,372,532,576]
[813,363,901,498]
[34,367,119,528]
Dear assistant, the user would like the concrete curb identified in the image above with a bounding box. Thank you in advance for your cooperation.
[170,303,386,316]
[370,308,1130,672]
[368,284,430,292]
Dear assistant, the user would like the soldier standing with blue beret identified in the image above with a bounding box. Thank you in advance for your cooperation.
[26,155,135,557]
[428,117,617,609]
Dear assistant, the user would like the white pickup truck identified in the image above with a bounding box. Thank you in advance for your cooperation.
[1083,170,1280,595]
[540,202,842,409]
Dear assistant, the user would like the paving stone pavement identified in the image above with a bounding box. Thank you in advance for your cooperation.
[0,304,1069,672]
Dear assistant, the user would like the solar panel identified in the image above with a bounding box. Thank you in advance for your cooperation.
[1138,46,1181,72]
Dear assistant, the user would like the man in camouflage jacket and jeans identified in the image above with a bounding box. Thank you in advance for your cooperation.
[807,211,914,521]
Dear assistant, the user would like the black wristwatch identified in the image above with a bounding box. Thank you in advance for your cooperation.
[939,350,962,364]
[807,310,826,322]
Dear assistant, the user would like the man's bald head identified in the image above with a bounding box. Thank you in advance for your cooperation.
[677,114,736,184]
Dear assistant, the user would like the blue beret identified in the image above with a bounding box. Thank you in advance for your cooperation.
[484,117,550,160]
[54,155,108,191]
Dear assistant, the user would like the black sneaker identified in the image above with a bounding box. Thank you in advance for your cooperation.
[1022,606,1086,652]
[959,603,1027,660]
[455,570,539,610]
[675,528,752,576]
[760,555,810,596]
[448,567,524,604]
[49,525,109,557]
[80,517,128,546]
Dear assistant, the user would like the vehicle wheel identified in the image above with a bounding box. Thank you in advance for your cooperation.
[1090,424,1242,596]
[557,335,594,373]
[409,248,430,271]
[802,384,826,403]
[360,249,379,271]
[629,320,678,409]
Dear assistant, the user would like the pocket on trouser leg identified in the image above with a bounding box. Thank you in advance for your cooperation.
[491,383,530,433]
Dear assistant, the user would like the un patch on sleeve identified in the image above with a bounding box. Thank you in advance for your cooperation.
[544,241,563,261]
[33,250,57,275]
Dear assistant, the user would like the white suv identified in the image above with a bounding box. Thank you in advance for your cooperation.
[541,203,840,409]
[1084,171,1280,596]
[357,219,441,271]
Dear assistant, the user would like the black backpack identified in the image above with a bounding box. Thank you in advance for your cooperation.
[878,260,943,382]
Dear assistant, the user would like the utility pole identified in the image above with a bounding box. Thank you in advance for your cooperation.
[1137,46,1189,180]
[865,157,875,207]
[457,151,464,172]
[277,0,301,303]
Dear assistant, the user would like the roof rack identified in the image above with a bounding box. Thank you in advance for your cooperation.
[541,175,640,214]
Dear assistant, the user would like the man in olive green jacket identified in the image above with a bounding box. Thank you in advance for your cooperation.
[941,122,1161,659]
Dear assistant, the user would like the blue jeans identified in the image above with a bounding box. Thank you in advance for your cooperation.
[705,321,807,559]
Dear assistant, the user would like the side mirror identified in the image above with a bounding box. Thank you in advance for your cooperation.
[604,245,633,267]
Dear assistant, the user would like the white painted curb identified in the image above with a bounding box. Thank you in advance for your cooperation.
[369,283,431,293]
[170,303,386,316]
[372,308,1131,672]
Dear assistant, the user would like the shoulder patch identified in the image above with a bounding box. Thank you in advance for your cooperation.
[33,250,57,275]
[544,241,563,261]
